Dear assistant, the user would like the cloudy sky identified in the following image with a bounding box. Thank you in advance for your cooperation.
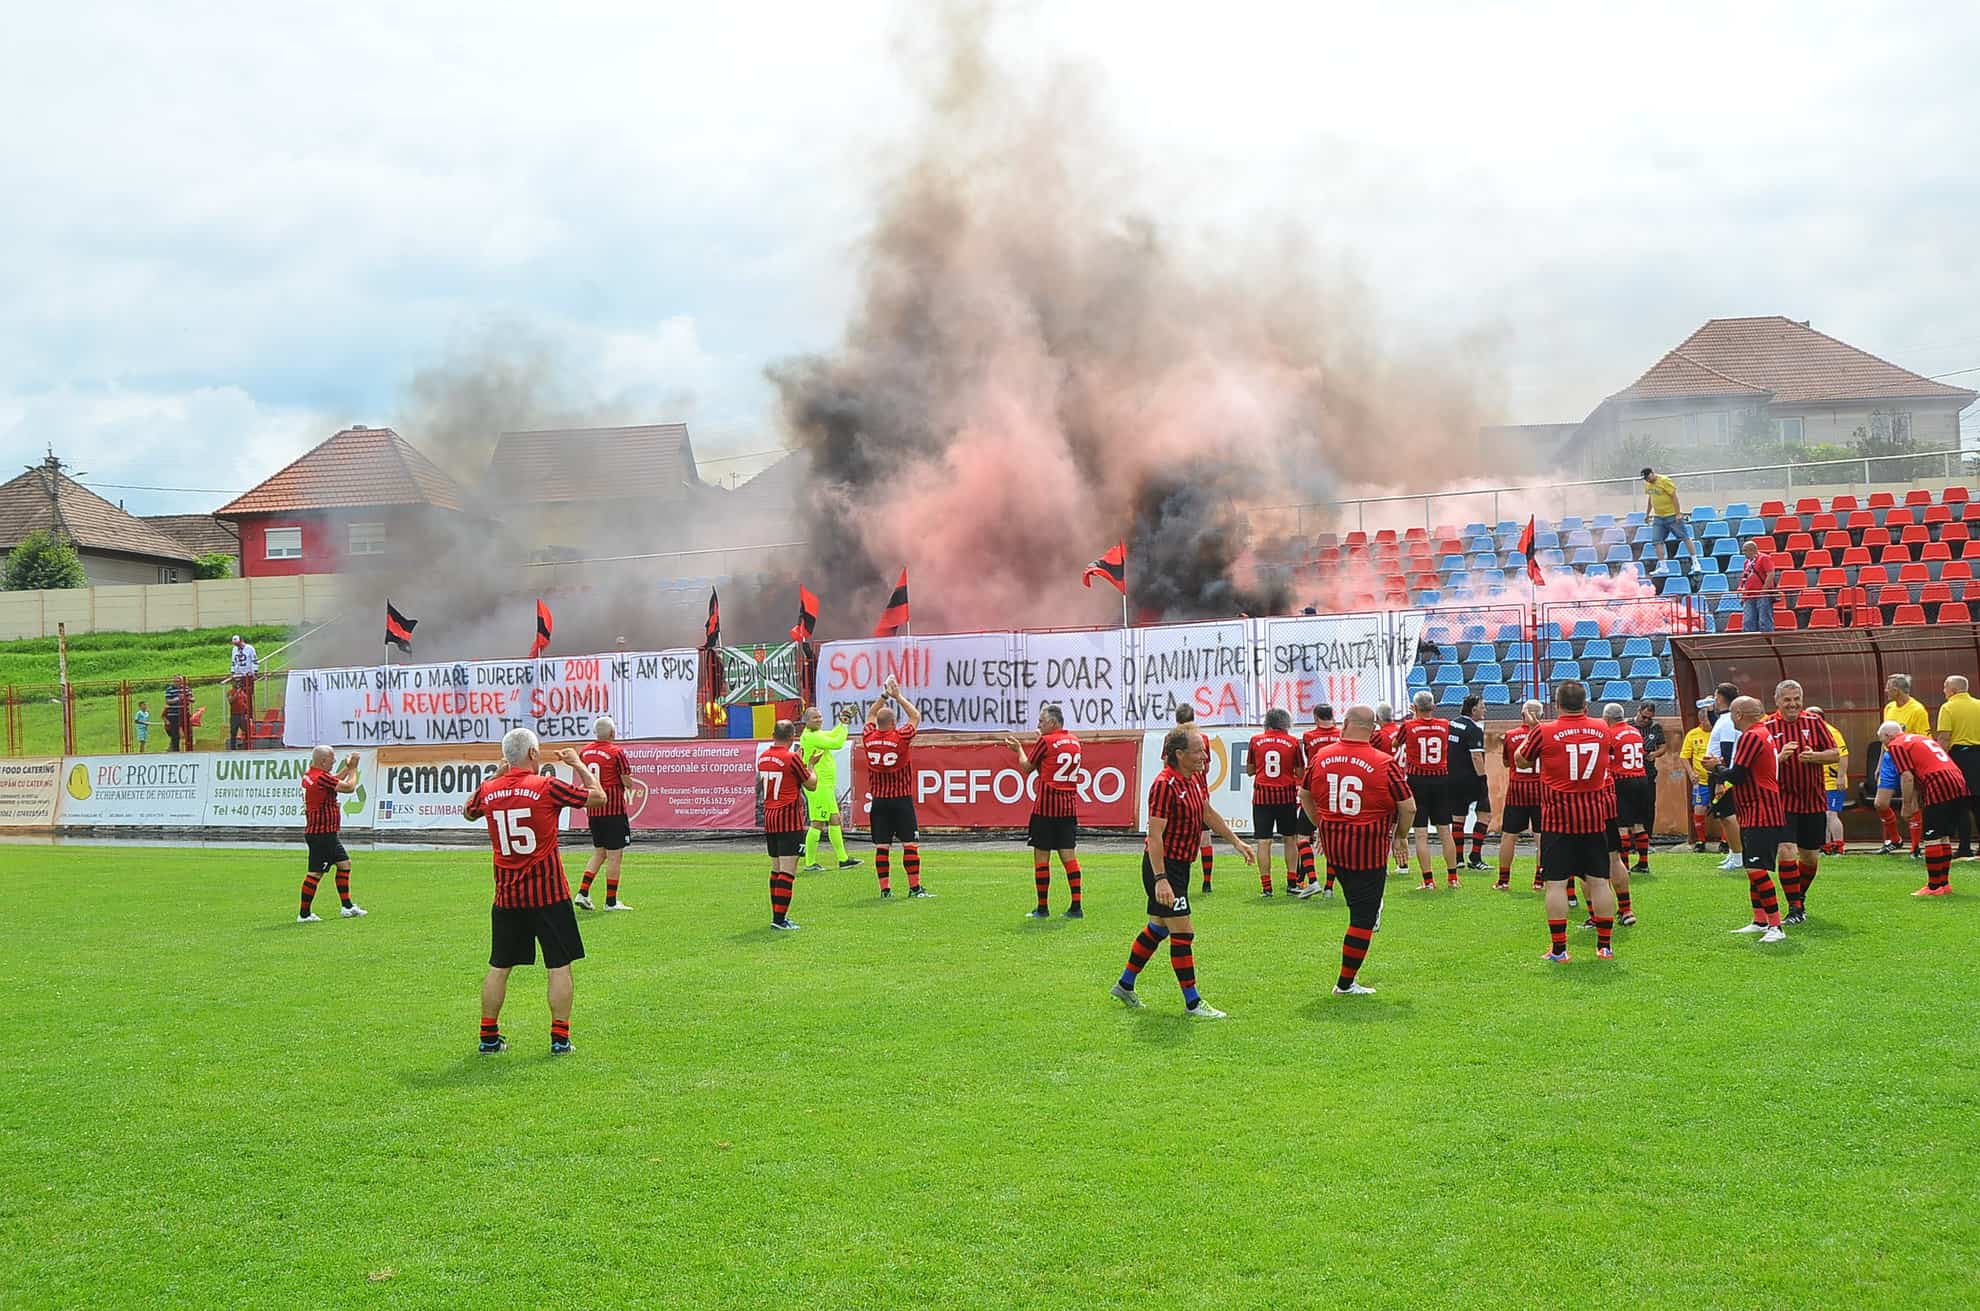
[3,0,1975,515]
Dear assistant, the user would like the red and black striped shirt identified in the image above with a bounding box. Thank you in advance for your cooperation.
[863,722,917,799]
[1885,733,1970,807]
[579,740,631,816]
[469,768,591,909]
[1730,725,1786,828]
[1148,766,1207,863]
[758,745,810,833]
[1028,729,1083,819]
[1502,728,1543,808]
[1763,712,1833,815]
[1609,723,1647,778]
[1525,714,1613,834]
[1303,740,1412,871]
[1247,730,1303,806]
[300,766,343,835]
[1397,717,1450,776]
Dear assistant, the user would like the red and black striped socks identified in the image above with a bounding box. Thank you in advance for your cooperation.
[1260,863,1274,895]
[1777,858,1802,911]
[299,873,319,916]
[1632,831,1651,868]
[1121,924,1164,983]
[334,870,352,909]
[1034,851,1051,910]
[1617,889,1633,919]
[1467,825,1485,864]
[1795,858,1816,909]
[1169,931,1199,1004]
[1748,869,1781,926]
[1199,844,1214,890]
[1593,916,1614,952]
[1547,918,1568,954]
[903,844,922,891]
[1338,925,1372,988]
[605,875,620,906]
[480,1016,500,1043]
[770,868,794,923]
[1296,837,1317,889]
[579,869,596,895]
[550,1019,569,1046]
[1925,842,1952,890]
[1063,856,1082,910]
[875,846,892,894]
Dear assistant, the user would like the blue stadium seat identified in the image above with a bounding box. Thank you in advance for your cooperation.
[1598,680,1634,702]
[1620,636,1653,657]
[1407,668,1428,690]
[1625,511,1646,526]
[1641,678,1676,703]
[1504,551,1527,571]
[1695,555,1721,573]
[1660,574,1693,596]
[1699,574,1729,594]
[1508,663,1534,685]
[1570,621,1601,639]
[1558,516,1583,531]
[1735,517,1765,537]
[1632,526,1654,545]
[1413,590,1442,605]
[1437,686,1468,707]
[1537,622,1562,640]
[1570,547,1597,565]
[1433,664,1463,685]
[1587,659,1622,680]
[1472,663,1504,684]
[1585,563,1610,577]
[1714,596,1741,615]
[1504,641,1532,662]
[1551,660,1583,680]
[1459,623,1488,643]
[1690,506,1720,522]
[1539,550,1567,568]
[1626,657,1663,679]
[1439,554,1465,573]
[1495,623,1524,642]
[1469,553,1498,571]
[1468,536,1495,554]
[1535,531,1560,549]
[1464,642,1497,663]
[1592,514,1616,528]
[1474,570,1507,586]
[1721,502,1751,521]
[1700,521,1729,540]
[1605,544,1634,564]
[1581,638,1613,659]
[1545,640,1575,660]
[1481,685,1512,705]
[1566,529,1595,547]
[1465,522,1491,538]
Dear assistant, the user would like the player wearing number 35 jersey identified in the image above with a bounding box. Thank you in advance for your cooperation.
[1299,704,1414,995]
[1516,681,1620,963]
[1012,704,1085,919]
[463,728,604,1056]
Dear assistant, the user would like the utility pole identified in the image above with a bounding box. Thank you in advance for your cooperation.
[32,450,71,546]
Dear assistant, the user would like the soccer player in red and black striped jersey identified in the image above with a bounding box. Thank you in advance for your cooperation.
[1516,681,1619,961]
[1763,681,1841,923]
[863,676,930,898]
[297,746,364,922]
[759,719,816,930]
[1248,709,1305,895]
[1009,703,1085,918]
[1397,691,1459,889]
[1300,705,1415,994]
[1497,701,1544,891]
[1297,704,1341,892]
[1603,704,1646,926]
[463,729,604,1054]
[1174,703,1216,891]
[1881,722,1971,896]
[1372,702,1411,875]
[575,715,635,912]
[1711,697,1789,942]
[1111,727,1254,1018]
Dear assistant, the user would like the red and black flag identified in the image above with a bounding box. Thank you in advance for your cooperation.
[873,569,910,637]
[1082,540,1127,595]
[384,600,417,653]
[1516,516,1546,588]
[529,598,553,658]
[789,584,820,644]
[705,589,721,649]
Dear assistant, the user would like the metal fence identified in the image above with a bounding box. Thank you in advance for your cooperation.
[2,673,286,757]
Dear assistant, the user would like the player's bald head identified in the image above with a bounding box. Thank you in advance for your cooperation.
[310,744,334,768]
[502,727,540,765]
[1341,704,1376,739]
[1878,719,1903,743]
[773,719,796,744]
[1730,696,1765,727]
[873,703,897,728]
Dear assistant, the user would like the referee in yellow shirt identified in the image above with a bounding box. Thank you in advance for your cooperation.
[1935,675,1980,857]
[1641,466,1701,574]
[1881,674,1933,854]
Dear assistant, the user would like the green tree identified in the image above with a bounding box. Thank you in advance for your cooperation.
[1596,433,1672,480]
[2,530,88,591]
[194,553,235,580]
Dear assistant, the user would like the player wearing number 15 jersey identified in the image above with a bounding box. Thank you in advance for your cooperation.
[1248,709,1305,896]
[463,729,603,1056]
[1012,704,1085,919]
[759,719,817,930]
[1516,682,1619,962]
[1299,705,1414,995]
[863,677,930,899]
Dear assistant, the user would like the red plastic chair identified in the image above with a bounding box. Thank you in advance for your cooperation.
[1901,524,1930,546]
[1848,599,1882,628]
[1943,561,1975,583]
[1904,489,1933,507]
[1830,494,1859,512]
[1403,526,1428,540]
[1345,531,1369,547]
[1868,491,1896,510]
[1966,503,1980,523]
[1876,584,1911,608]
[1815,567,1848,590]
[1879,544,1912,565]
[1753,536,1778,554]
[1808,512,1839,533]
[1773,516,1801,537]
[1859,566,1890,587]
[1777,569,1808,591]
[1940,602,1973,623]
[1845,510,1875,533]
[1801,549,1833,569]
[1920,582,1953,606]
[1891,604,1927,625]
[1942,524,1970,547]
[1820,530,1852,552]
[1920,542,1952,563]
[1898,563,1930,585]
[1806,608,1840,629]
[1885,507,1915,528]
[1375,528,1399,544]
[1723,612,1744,632]
[1946,486,1972,505]
[1840,546,1872,568]
[1784,532,1815,554]
[1794,497,1821,515]
[1773,610,1798,630]
[1793,587,1827,611]
[1923,504,1952,526]
[1861,528,1892,549]
[1966,544,1980,562]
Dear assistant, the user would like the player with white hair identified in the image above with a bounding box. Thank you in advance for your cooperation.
[575,714,634,911]
[297,744,364,922]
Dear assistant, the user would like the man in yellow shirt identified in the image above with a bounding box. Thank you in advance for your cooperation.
[1879,674,1932,855]
[1808,707,1849,855]
[1935,675,1980,857]
[1678,705,1716,851]
[1641,466,1700,575]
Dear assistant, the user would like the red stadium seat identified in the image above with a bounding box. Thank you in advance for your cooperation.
[1815,567,1848,590]
[1794,587,1827,611]
[1806,608,1840,629]
[1784,532,1815,554]
[1760,500,1787,517]
[1437,538,1464,557]
[1801,549,1833,569]
[1821,530,1852,552]
[1941,603,1974,623]
[1899,563,1929,585]
[1868,491,1896,510]
[1753,536,1777,553]
[1944,562,1975,583]
[1901,524,1930,546]
[1808,512,1839,532]
[1967,504,1980,523]
[1920,582,1953,606]
[1966,542,1980,561]
[1879,544,1911,565]
[1723,612,1743,632]
[1891,604,1927,625]
[1947,486,1972,505]
[1776,569,1808,591]
[1432,523,1460,540]
[1885,507,1915,528]
[1773,610,1798,630]
[1830,494,1859,512]
[1923,504,1952,526]
[1403,526,1427,540]
[1941,523,1969,546]
[1772,516,1800,537]
[1350,592,1377,608]
[1877,584,1911,608]
[1835,584,1867,608]
[1845,510,1875,533]
[1921,542,1952,563]
[1840,546,1872,568]
[1345,531,1369,547]
[1848,598,1881,628]
[1861,528,1891,549]
[1794,497,1822,515]
[1859,565,1890,587]
[1904,489,1933,507]
[1375,529,1398,544]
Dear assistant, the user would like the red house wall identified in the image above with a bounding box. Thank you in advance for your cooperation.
[233,508,458,578]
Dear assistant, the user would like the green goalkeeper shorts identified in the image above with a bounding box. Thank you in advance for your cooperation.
[805,785,838,822]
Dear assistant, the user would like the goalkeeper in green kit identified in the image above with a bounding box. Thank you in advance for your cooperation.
[801,704,861,871]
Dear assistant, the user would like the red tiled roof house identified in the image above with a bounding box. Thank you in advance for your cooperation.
[216,426,468,578]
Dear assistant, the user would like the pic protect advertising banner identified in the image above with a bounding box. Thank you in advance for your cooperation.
[57,754,212,826]
[205,750,378,829]
[848,736,1142,829]
[0,757,63,827]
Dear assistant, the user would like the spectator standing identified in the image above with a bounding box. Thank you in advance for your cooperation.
[163,678,186,752]
[1738,540,1775,632]
[1641,466,1701,575]
[133,701,150,753]
[1935,675,1980,858]
[228,680,253,751]
[231,634,259,717]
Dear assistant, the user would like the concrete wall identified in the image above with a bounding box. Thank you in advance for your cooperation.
[78,553,183,586]
[0,574,358,640]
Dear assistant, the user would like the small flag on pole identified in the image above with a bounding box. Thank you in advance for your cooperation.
[1082,541,1127,595]
[705,589,721,649]
[529,598,553,657]
[873,569,910,637]
[384,600,417,653]
[790,584,819,644]
[1517,516,1546,588]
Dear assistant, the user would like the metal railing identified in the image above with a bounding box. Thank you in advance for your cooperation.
[3,673,286,758]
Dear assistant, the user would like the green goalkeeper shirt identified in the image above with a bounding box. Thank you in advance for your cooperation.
[799,723,848,793]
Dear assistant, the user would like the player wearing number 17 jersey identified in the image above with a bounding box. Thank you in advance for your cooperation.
[1516,682,1619,962]
[1011,704,1085,919]
[759,719,816,930]
[463,729,604,1055]
[1248,709,1305,896]
[1300,705,1414,994]
[863,677,930,898]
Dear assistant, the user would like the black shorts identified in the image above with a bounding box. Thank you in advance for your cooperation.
[1741,827,1785,871]
[305,832,349,873]
[1450,775,1491,816]
[1785,811,1827,850]
[1501,803,1541,834]
[1614,778,1654,829]
[1923,799,1967,842]
[1711,788,1739,820]
[766,829,805,858]
[588,814,631,851]
[1028,814,1078,850]
[1142,852,1195,918]
[1293,807,1317,837]
[869,795,919,845]
[1540,830,1610,881]
[490,900,585,970]
[1253,802,1300,839]
[1406,777,1449,828]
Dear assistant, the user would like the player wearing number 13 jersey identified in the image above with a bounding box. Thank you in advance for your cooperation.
[1013,704,1085,919]
[1516,682,1620,962]
[862,679,930,898]
[1397,692,1459,889]
[1299,705,1414,995]
[462,729,604,1056]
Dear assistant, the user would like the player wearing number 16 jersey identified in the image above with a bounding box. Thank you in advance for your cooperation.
[1011,704,1085,919]
[1397,692,1459,889]
[759,719,816,930]
[1299,705,1415,994]
[463,729,603,1055]
[1516,682,1619,962]
[863,677,931,898]
[1248,709,1305,896]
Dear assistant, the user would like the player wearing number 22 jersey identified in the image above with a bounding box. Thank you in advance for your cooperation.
[1018,705,1085,919]
[1301,712,1414,994]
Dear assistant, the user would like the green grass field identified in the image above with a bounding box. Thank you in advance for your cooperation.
[3,842,1975,1309]
[1,624,292,755]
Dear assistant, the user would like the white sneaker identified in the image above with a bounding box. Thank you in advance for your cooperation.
[297,912,322,923]
[1293,882,1321,900]
[340,905,367,919]
[1718,855,1742,872]
[1333,982,1376,995]
[1759,926,1787,943]
[770,919,801,931]
[1731,922,1769,934]
[1109,982,1143,1008]
[573,893,595,910]
[604,901,633,912]
[1185,1000,1228,1019]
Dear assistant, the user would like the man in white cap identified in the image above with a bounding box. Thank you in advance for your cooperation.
[230,633,260,718]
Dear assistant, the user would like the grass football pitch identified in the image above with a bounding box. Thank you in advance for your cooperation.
[3,841,1975,1309]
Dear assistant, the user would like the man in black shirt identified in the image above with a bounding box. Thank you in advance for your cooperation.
[1448,694,1491,869]
[1633,702,1668,874]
